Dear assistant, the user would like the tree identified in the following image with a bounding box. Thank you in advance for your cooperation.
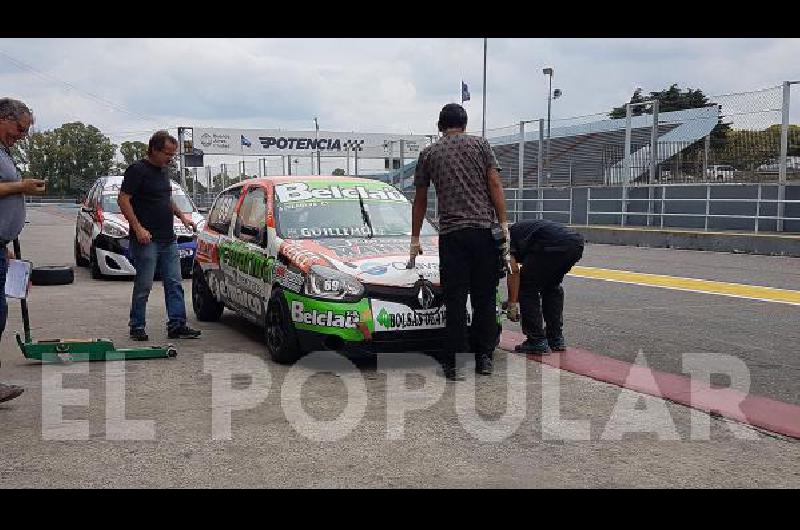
[166,157,180,183]
[332,168,345,176]
[15,122,117,194]
[120,141,148,165]
[610,84,712,119]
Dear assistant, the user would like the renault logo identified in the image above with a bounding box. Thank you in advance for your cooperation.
[416,280,435,310]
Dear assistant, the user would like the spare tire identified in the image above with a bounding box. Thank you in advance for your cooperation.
[30,265,74,286]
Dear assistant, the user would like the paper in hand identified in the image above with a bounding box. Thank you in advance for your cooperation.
[4,259,32,299]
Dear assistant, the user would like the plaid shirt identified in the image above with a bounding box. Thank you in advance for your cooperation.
[413,133,500,235]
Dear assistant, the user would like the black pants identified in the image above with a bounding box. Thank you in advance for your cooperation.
[439,227,500,366]
[519,244,583,341]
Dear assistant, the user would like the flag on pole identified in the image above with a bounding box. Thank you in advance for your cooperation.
[461,81,470,103]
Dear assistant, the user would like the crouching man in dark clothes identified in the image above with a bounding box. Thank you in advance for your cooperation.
[506,219,583,354]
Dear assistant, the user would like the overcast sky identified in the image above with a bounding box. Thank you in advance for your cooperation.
[1,38,798,172]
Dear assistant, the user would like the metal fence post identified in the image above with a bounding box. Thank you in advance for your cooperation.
[703,134,710,179]
[518,120,525,222]
[648,101,659,227]
[538,119,544,220]
[623,103,632,185]
[586,187,591,226]
[755,184,762,233]
[660,185,665,228]
[569,186,573,225]
[621,184,628,227]
[704,184,711,231]
[650,100,659,184]
[778,81,792,232]
[399,140,405,185]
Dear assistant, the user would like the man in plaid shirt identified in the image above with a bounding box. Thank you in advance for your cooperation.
[410,103,510,380]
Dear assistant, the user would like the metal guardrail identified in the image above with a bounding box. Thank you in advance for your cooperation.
[585,184,800,233]
[503,184,799,234]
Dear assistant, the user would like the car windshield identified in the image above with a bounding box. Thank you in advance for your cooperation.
[275,186,437,240]
[101,190,195,214]
[101,194,121,213]
[171,192,196,213]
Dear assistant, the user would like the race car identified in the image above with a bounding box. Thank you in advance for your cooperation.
[75,175,206,279]
[191,175,500,364]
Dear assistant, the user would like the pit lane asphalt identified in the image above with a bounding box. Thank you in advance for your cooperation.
[0,206,797,488]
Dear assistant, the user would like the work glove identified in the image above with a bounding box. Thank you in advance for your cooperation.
[506,302,520,322]
[406,236,422,269]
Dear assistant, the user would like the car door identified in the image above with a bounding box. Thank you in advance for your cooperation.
[228,184,272,323]
[77,182,100,256]
[76,183,92,251]
[203,185,244,310]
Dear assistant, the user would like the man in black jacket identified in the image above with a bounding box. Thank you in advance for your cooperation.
[506,219,583,354]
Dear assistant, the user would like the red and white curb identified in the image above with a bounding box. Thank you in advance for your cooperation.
[499,329,800,440]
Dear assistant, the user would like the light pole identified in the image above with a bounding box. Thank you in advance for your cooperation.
[314,116,320,175]
[482,37,487,138]
[542,67,553,181]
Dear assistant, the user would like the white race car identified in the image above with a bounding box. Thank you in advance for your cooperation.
[75,175,206,279]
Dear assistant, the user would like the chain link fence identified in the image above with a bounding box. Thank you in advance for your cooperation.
[486,82,800,188]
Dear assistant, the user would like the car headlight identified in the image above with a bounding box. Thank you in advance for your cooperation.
[304,265,364,301]
[102,221,129,238]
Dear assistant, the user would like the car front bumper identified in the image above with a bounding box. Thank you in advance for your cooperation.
[93,235,197,277]
[284,290,472,354]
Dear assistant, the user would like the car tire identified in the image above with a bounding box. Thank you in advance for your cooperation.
[191,264,224,321]
[30,265,74,286]
[89,245,103,279]
[74,237,90,267]
[264,287,303,365]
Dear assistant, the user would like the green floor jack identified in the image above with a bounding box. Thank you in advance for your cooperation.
[12,239,177,363]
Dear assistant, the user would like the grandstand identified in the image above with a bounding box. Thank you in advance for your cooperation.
[390,106,720,190]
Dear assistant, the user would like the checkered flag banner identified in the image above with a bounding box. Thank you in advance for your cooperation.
[342,139,365,151]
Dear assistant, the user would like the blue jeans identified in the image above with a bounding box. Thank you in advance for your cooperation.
[0,246,7,342]
[129,238,187,331]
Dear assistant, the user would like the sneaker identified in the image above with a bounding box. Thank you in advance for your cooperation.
[476,353,493,375]
[548,337,567,352]
[441,363,466,381]
[130,328,149,341]
[514,338,550,355]
[0,383,24,403]
[168,325,202,339]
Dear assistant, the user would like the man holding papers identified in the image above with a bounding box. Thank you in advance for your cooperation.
[0,98,46,403]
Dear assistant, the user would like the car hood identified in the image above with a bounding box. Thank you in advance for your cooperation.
[105,212,205,234]
[279,235,441,288]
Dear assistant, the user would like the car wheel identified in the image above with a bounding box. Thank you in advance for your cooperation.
[191,264,224,321]
[74,237,89,267]
[264,287,303,365]
[90,245,103,279]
